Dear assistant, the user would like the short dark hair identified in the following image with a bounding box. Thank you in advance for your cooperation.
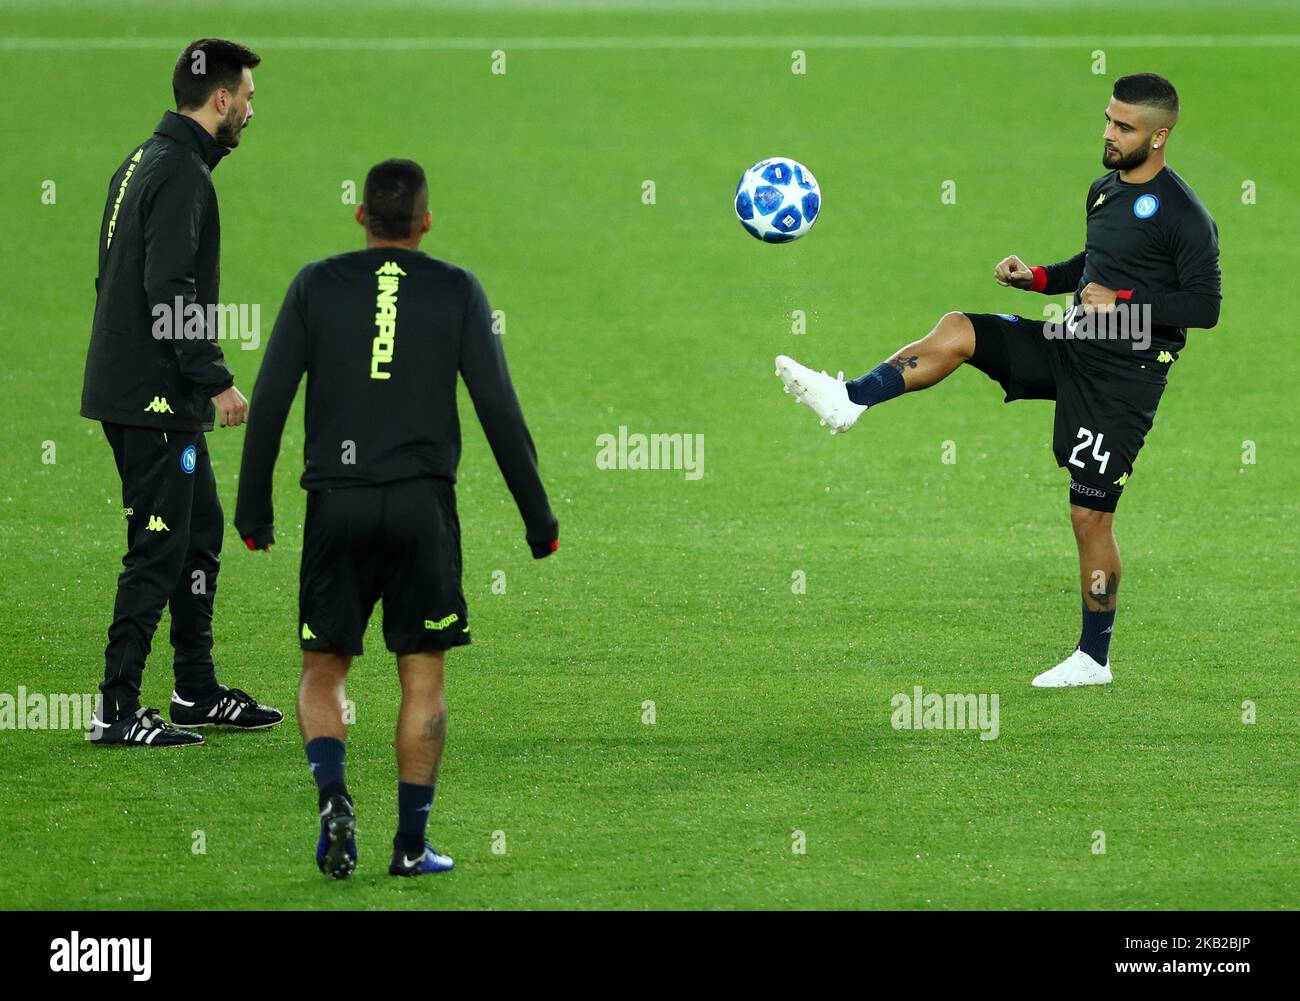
[173,38,261,111]
[1112,73,1179,124]
[363,159,429,239]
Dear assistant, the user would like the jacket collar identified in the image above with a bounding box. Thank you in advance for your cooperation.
[154,110,230,171]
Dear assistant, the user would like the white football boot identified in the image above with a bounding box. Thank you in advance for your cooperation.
[1031,649,1112,688]
[774,355,867,435]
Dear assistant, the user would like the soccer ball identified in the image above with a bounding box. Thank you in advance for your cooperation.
[734,157,821,243]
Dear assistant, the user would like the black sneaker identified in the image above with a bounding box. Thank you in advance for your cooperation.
[169,686,284,730]
[87,707,204,747]
[388,838,454,876]
[317,792,357,880]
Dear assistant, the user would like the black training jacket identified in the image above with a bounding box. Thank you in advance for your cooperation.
[81,111,236,432]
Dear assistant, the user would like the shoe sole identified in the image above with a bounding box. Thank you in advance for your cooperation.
[1031,675,1112,688]
[389,862,454,877]
[86,729,204,747]
[171,718,283,730]
[321,814,357,880]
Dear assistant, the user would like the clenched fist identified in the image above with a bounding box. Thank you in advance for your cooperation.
[994,255,1036,289]
[1080,282,1118,313]
[212,385,249,427]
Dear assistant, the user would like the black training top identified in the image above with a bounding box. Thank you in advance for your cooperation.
[1038,165,1221,362]
[81,112,236,431]
[234,247,557,555]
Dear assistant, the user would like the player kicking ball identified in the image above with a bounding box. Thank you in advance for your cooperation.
[235,160,558,878]
[775,73,1220,688]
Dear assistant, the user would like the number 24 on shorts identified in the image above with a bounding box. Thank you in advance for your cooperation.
[1069,426,1111,475]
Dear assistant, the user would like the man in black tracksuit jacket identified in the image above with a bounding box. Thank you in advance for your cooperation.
[81,38,281,746]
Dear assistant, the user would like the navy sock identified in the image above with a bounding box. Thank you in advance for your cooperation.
[845,362,906,407]
[396,782,435,854]
[305,737,347,808]
[1078,604,1116,665]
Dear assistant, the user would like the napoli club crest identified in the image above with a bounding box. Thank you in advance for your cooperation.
[1133,194,1160,219]
[181,445,197,474]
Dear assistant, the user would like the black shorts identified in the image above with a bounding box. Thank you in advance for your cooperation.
[299,477,469,656]
[964,312,1167,512]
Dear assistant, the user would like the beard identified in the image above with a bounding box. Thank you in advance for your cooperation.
[215,105,246,147]
[1102,143,1150,171]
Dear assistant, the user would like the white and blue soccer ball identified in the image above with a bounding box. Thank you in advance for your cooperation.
[734,157,821,243]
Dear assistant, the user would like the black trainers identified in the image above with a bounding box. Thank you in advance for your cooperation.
[169,686,284,730]
[87,707,204,747]
[317,792,357,880]
[388,838,454,876]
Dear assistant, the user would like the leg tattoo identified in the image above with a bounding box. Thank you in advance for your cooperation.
[1086,571,1119,610]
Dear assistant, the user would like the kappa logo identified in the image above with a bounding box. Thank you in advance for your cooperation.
[143,396,173,414]
[1157,350,1175,363]
[1091,191,1106,211]
[146,515,169,532]
[301,623,317,640]
[424,613,459,630]
[1113,472,1130,487]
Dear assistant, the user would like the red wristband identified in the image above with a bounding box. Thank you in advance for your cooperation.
[1115,289,1133,301]
[1028,266,1048,293]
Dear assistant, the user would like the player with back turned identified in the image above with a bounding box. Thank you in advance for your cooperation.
[235,159,559,879]
[775,73,1221,687]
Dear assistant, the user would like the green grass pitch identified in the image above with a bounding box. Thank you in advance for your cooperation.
[0,1,1296,910]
